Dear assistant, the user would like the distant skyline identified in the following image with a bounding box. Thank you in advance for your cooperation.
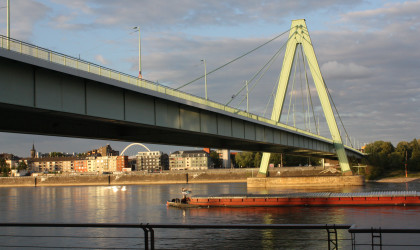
[1,0,419,157]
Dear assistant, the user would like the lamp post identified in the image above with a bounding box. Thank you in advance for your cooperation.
[6,0,10,49]
[245,80,249,113]
[201,59,207,100]
[132,26,142,78]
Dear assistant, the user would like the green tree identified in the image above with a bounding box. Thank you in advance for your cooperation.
[269,153,283,167]
[50,152,64,157]
[17,161,28,171]
[0,158,10,177]
[235,151,255,168]
[364,141,396,179]
[209,151,222,168]
[410,139,420,171]
[253,152,262,168]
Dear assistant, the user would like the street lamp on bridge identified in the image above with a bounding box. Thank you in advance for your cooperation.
[201,59,207,100]
[132,26,142,79]
[1,0,11,49]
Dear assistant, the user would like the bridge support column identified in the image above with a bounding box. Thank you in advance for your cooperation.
[258,19,351,176]
[221,149,231,169]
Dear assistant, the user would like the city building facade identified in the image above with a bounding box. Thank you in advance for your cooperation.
[136,151,169,172]
[169,150,210,170]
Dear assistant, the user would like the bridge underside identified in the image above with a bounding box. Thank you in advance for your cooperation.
[0,102,339,159]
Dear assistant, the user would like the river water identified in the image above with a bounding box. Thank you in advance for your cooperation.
[1,181,419,249]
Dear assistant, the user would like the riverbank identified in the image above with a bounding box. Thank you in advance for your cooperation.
[0,171,248,187]
[0,167,343,187]
[374,177,420,183]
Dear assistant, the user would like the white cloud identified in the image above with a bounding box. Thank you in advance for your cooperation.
[0,0,50,41]
[321,61,371,80]
[94,54,109,65]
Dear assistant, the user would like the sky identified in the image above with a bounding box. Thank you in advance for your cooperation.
[0,0,419,157]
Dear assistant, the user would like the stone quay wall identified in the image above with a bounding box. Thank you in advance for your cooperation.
[247,175,365,188]
[0,167,364,187]
[0,169,255,187]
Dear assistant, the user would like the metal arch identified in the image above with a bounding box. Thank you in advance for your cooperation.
[120,143,151,156]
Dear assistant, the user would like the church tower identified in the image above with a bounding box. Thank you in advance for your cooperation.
[30,144,36,158]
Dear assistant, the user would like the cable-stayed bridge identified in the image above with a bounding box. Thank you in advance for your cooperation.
[0,19,364,175]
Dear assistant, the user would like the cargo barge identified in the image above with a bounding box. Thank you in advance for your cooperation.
[167,191,420,208]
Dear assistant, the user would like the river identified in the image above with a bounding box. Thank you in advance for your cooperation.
[0,181,419,249]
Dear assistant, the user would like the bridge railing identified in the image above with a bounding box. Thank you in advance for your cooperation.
[0,35,360,152]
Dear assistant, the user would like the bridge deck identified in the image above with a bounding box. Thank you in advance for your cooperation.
[0,35,363,159]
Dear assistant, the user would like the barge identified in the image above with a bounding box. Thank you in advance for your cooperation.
[167,191,420,208]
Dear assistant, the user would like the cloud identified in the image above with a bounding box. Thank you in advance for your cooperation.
[94,54,109,65]
[340,1,420,30]
[321,61,372,80]
[43,0,364,31]
[0,0,50,41]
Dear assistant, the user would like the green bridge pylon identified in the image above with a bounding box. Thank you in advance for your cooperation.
[258,19,351,176]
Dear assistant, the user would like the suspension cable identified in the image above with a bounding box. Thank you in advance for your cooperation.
[227,34,293,107]
[298,45,307,130]
[297,34,354,148]
[262,78,278,117]
[300,44,318,133]
[175,28,294,91]
[286,51,299,126]
[233,42,286,109]
[228,44,283,107]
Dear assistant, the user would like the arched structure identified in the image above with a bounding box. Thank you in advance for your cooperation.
[120,143,151,156]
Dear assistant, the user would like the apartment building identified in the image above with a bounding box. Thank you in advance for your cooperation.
[136,151,169,172]
[169,150,210,170]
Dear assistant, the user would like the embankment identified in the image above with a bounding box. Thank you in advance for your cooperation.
[0,167,363,187]
[0,169,255,187]
[247,175,365,187]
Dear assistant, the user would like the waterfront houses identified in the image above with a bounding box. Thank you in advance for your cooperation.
[136,151,169,172]
[169,150,211,170]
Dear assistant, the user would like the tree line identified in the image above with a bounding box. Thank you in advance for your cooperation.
[363,138,420,179]
[234,152,319,168]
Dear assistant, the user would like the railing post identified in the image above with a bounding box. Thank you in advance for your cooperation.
[149,226,155,250]
[371,227,382,250]
[326,224,338,250]
[141,224,149,250]
[351,231,356,250]
[141,223,154,250]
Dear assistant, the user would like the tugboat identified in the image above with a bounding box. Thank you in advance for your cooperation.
[167,188,200,208]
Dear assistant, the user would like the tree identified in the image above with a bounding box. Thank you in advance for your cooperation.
[270,153,283,167]
[0,158,10,177]
[410,139,420,171]
[253,152,262,168]
[50,152,64,157]
[17,161,28,171]
[209,151,222,168]
[235,151,255,168]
